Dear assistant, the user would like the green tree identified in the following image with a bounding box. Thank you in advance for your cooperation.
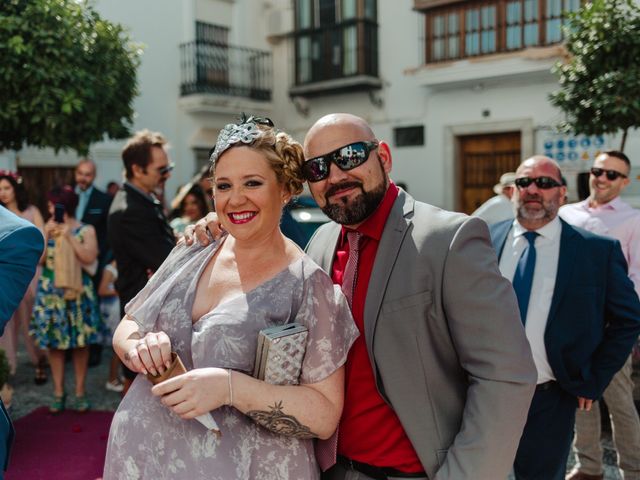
[549,0,640,151]
[0,0,142,154]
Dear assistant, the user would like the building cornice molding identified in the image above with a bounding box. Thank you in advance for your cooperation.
[413,0,465,11]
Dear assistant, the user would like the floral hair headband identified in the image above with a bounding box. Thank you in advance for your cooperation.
[209,114,275,167]
[0,169,22,184]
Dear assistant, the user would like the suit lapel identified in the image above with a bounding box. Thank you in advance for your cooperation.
[81,189,96,222]
[489,220,512,259]
[546,220,579,326]
[321,224,341,272]
[363,192,412,355]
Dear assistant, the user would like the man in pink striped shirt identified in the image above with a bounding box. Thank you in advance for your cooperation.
[561,150,640,480]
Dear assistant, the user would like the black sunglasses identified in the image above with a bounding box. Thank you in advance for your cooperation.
[590,167,627,181]
[158,163,175,176]
[515,176,563,190]
[302,141,379,182]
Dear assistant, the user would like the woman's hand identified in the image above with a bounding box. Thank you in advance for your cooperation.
[183,212,224,246]
[56,222,71,238]
[44,219,59,238]
[151,367,230,419]
[124,331,172,376]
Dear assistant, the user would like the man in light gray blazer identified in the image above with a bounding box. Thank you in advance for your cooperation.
[304,114,536,480]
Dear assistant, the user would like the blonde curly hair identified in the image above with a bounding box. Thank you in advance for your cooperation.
[211,123,305,196]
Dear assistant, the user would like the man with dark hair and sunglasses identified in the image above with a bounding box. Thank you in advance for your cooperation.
[558,150,640,480]
[489,155,640,480]
[108,129,176,393]
[188,113,538,479]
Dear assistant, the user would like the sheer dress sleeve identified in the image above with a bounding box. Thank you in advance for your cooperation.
[124,241,212,333]
[297,263,359,385]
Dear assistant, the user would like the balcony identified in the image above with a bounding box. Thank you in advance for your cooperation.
[290,19,381,97]
[179,41,272,102]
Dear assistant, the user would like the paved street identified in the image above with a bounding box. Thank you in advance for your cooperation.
[6,342,633,479]
[9,343,122,421]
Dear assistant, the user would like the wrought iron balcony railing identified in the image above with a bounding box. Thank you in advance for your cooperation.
[180,41,272,101]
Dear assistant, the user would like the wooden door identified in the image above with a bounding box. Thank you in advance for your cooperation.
[459,132,521,214]
[17,166,75,220]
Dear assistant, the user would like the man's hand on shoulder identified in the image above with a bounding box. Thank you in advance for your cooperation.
[183,212,224,246]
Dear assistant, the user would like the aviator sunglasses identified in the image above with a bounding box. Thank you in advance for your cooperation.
[302,141,379,182]
[590,167,627,181]
[158,163,175,176]
[514,176,562,190]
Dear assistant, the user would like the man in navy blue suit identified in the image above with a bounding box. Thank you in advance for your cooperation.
[0,206,44,478]
[489,155,640,480]
[74,159,113,367]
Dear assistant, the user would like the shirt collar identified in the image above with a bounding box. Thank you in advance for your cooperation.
[75,185,94,196]
[125,181,160,205]
[584,195,631,212]
[340,181,399,242]
[512,215,561,242]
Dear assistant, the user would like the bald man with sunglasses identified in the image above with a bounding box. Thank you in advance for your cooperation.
[489,155,640,480]
[559,151,640,480]
[302,114,538,480]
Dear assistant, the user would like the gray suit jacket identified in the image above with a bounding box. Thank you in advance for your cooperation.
[306,190,536,480]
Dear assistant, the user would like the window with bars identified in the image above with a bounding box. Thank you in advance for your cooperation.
[195,22,230,87]
[424,0,580,63]
[196,22,229,45]
[293,0,378,85]
[394,126,425,147]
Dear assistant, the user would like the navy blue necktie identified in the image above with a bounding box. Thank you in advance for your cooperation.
[512,231,538,325]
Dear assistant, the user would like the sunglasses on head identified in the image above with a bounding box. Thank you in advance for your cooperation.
[158,163,175,176]
[302,141,379,182]
[590,167,627,181]
[514,176,562,190]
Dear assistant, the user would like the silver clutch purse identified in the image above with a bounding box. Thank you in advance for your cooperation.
[252,323,309,385]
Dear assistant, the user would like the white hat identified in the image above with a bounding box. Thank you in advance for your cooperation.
[493,172,517,195]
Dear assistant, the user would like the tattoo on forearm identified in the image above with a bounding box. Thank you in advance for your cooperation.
[246,401,317,439]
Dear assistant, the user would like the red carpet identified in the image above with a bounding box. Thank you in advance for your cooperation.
[6,407,113,480]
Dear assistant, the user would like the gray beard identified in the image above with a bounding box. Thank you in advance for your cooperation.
[517,200,558,224]
[321,180,387,226]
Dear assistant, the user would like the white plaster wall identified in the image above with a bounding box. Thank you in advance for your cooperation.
[422,80,558,209]
[424,80,640,209]
[196,0,233,28]
[269,0,430,199]
[92,0,275,196]
[266,0,640,211]
[14,0,640,209]
[92,0,196,197]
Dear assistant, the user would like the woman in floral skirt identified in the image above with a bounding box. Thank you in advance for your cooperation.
[30,185,101,413]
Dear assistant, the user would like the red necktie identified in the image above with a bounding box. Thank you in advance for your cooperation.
[316,230,361,471]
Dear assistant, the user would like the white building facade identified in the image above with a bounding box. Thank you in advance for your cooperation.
[5,0,639,212]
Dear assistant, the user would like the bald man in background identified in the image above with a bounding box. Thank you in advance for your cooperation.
[490,155,640,480]
[303,113,537,480]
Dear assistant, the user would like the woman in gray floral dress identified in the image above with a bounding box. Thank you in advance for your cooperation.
[103,117,358,479]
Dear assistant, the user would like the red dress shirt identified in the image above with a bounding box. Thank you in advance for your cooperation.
[331,182,423,472]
